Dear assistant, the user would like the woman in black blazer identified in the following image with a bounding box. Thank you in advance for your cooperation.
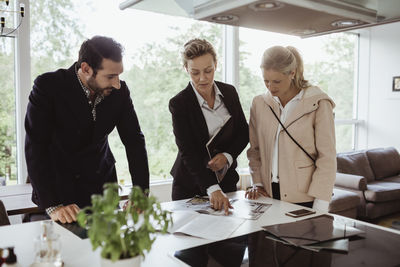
[169,38,249,214]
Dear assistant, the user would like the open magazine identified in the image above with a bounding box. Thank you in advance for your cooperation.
[172,196,271,220]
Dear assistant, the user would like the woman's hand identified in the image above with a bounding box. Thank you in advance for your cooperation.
[210,190,233,215]
[245,186,268,200]
[208,153,228,172]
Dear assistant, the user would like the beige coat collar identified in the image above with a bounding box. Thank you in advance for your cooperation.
[262,86,335,128]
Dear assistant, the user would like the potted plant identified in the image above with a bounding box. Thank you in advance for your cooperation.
[77,183,172,267]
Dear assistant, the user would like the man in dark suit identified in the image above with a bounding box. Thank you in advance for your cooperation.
[25,36,149,223]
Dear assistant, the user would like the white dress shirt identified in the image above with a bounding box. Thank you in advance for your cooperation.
[271,90,304,183]
[191,82,233,196]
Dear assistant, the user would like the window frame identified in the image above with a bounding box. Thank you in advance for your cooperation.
[14,0,30,184]
[14,4,364,185]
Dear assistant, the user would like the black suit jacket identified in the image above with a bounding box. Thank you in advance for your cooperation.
[169,81,249,200]
[25,63,149,209]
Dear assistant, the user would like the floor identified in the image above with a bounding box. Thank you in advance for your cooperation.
[371,212,400,231]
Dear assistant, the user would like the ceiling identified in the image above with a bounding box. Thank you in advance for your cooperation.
[119,0,400,37]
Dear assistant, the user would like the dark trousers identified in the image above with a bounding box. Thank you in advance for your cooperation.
[271,182,313,208]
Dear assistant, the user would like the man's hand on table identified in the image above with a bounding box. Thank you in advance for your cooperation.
[49,204,80,223]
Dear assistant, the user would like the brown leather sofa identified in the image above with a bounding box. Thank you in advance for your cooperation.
[328,187,360,219]
[334,147,400,220]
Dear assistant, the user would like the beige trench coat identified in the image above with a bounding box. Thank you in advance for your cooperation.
[247,86,336,202]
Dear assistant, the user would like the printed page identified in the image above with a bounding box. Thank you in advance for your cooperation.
[168,210,200,233]
[172,197,271,220]
[169,210,245,240]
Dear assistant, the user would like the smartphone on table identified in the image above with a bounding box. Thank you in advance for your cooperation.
[285,208,316,218]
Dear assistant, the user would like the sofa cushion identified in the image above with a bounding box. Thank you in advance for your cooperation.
[329,188,360,213]
[384,175,400,183]
[366,147,400,180]
[364,181,400,202]
[337,151,375,182]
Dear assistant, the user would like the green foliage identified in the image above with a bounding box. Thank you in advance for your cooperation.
[305,33,357,152]
[238,43,265,121]
[112,22,224,179]
[30,0,85,78]
[306,33,356,120]
[0,36,16,178]
[77,183,172,261]
[0,0,85,181]
[236,41,265,169]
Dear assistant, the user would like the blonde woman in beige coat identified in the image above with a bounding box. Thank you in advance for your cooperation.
[246,46,336,212]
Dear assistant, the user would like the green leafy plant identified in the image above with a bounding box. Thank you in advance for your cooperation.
[77,183,172,262]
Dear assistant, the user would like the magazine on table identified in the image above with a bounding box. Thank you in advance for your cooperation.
[172,196,271,220]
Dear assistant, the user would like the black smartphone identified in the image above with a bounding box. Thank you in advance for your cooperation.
[285,208,316,218]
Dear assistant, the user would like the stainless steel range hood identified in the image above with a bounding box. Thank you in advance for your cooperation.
[119,0,400,37]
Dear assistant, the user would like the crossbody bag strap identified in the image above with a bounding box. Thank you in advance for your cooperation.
[269,105,315,163]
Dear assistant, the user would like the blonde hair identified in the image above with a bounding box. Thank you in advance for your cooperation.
[182,38,217,68]
[260,45,310,89]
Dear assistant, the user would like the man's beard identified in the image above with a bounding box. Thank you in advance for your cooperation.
[87,76,114,96]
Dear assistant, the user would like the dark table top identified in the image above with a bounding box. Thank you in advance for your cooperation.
[174,217,400,267]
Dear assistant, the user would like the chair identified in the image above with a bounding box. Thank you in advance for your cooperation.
[0,199,11,226]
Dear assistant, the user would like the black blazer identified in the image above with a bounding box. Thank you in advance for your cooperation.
[169,81,249,200]
[25,63,149,209]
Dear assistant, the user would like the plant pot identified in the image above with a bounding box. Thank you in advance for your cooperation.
[100,255,142,267]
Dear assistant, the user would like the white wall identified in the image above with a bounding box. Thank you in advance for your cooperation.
[358,21,400,151]
[150,181,172,202]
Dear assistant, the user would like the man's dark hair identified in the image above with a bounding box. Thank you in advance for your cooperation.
[77,36,124,75]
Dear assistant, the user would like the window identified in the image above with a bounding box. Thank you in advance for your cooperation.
[19,0,361,186]
[30,0,224,183]
[0,3,17,185]
[108,15,224,183]
[238,28,359,161]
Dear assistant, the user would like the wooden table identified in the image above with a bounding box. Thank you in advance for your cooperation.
[0,184,132,216]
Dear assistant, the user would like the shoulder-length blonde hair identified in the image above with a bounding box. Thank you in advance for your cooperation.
[260,45,310,89]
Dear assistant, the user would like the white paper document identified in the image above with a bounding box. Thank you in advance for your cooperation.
[168,210,245,240]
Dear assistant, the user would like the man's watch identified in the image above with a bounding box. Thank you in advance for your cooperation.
[45,204,63,216]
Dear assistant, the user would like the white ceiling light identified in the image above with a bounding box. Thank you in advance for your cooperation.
[211,14,239,22]
[331,19,363,27]
[290,28,317,35]
[249,1,284,12]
